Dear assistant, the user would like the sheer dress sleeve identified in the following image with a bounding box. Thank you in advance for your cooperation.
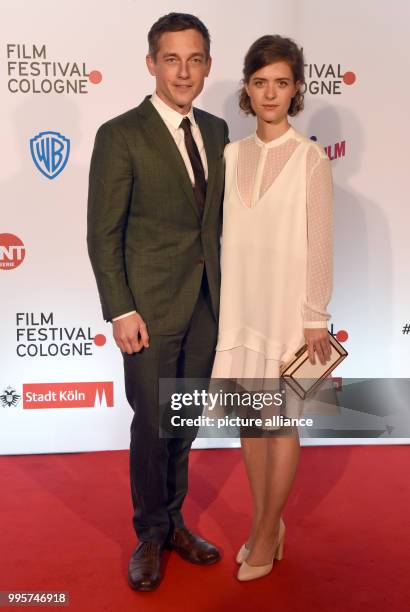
[303,146,333,328]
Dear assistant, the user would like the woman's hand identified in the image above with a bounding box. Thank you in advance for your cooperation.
[304,328,331,365]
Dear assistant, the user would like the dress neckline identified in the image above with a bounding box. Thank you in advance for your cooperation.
[254,125,296,149]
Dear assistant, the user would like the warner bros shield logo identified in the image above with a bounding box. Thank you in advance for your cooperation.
[30,131,70,179]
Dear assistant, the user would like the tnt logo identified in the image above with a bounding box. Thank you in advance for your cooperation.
[30,130,70,179]
[0,233,26,270]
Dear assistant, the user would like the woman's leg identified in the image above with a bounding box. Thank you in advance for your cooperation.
[240,436,269,548]
[245,428,300,566]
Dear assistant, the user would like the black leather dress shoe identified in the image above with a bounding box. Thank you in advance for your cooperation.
[128,541,162,591]
[166,527,221,565]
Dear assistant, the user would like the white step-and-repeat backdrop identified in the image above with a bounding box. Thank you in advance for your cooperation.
[1,0,409,453]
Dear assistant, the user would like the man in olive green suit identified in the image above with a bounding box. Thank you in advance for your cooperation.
[87,13,228,591]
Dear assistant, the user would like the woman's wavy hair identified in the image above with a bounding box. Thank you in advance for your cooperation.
[239,35,305,117]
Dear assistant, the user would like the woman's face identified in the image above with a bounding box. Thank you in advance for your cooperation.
[245,60,298,124]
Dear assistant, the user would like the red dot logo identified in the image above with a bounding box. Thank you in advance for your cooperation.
[336,330,349,343]
[0,233,26,270]
[93,334,106,347]
[89,70,103,85]
[343,71,356,86]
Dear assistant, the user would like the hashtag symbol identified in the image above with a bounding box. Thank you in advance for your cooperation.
[403,324,410,335]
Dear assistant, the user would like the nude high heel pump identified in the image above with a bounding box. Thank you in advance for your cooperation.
[235,543,250,564]
[236,518,285,565]
[237,519,285,581]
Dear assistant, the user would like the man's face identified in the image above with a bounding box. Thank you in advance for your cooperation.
[146,29,211,114]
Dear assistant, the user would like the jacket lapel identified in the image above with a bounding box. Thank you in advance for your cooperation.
[136,97,200,220]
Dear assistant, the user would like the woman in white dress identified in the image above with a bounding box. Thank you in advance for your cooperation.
[211,35,333,580]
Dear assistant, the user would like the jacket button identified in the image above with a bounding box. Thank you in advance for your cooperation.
[196,258,204,265]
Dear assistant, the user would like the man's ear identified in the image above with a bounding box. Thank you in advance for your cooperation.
[146,54,156,76]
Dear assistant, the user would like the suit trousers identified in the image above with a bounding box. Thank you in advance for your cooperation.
[123,271,217,544]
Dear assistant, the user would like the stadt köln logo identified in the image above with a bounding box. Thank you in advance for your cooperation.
[30,131,70,179]
[0,386,21,408]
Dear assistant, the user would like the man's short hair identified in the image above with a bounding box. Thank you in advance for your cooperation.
[148,12,211,60]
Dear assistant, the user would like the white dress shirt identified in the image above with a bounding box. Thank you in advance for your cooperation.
[150,91,208,183]
[113,92,208,322]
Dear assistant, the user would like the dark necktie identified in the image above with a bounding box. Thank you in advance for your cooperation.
[180,117,207,214]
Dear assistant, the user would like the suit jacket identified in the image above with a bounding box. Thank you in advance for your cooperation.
[87,95,229,333]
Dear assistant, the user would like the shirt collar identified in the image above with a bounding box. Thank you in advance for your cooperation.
[150,91,196,130]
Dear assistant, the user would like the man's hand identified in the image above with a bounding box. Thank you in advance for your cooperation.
[304,328,331,365]
[112,312,149,354]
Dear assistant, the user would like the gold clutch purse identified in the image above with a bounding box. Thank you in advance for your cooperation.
[280,332,348,399]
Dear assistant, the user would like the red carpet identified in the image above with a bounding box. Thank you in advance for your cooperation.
[0,445,408,611]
